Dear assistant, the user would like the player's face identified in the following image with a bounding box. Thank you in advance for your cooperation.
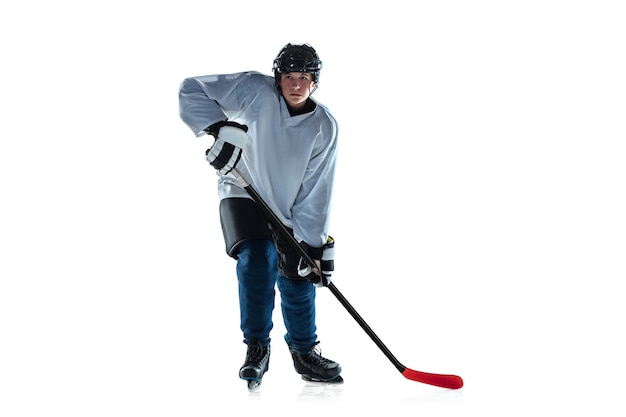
[279,72,316,110]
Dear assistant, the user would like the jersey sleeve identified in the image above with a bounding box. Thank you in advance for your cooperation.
[178,72,267,137]
[291,113,339,248]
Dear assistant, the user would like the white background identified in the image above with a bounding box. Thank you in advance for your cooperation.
[1,1,625,415]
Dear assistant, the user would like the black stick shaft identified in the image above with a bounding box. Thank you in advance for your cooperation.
[326,282,406,372]
[231,168,406,372]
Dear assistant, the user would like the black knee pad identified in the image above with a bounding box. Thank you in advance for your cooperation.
[219,198,272,259]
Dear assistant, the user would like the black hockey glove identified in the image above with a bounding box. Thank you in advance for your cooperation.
[297,236,335,287]
[204,120,250,175]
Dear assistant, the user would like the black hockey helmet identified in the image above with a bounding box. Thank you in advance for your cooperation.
[272,43,322,87]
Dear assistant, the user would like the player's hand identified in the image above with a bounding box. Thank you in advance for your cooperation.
[204,121,250,175]
[297,236,335,287]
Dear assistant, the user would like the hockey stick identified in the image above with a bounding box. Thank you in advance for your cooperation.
[230,168,463,389]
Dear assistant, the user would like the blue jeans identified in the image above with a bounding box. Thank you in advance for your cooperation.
[236,239,317,353]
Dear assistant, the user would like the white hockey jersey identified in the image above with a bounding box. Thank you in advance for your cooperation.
[179,71,338,248]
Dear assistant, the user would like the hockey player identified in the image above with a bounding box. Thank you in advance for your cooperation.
[178,43,342,390]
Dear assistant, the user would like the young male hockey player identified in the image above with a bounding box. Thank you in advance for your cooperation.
[178,43,342,390]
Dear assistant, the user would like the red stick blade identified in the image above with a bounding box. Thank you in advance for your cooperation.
[402,368,464,389]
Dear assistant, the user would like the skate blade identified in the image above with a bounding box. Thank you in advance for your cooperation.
[246,379,262,392]
[301,374,344,384]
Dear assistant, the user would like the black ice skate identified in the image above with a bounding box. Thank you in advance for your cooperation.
[289,341,343,383]
[239,340,270,391]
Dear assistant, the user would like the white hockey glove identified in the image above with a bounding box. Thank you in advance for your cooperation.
[297,236,335,287]
[204,120,250,175]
